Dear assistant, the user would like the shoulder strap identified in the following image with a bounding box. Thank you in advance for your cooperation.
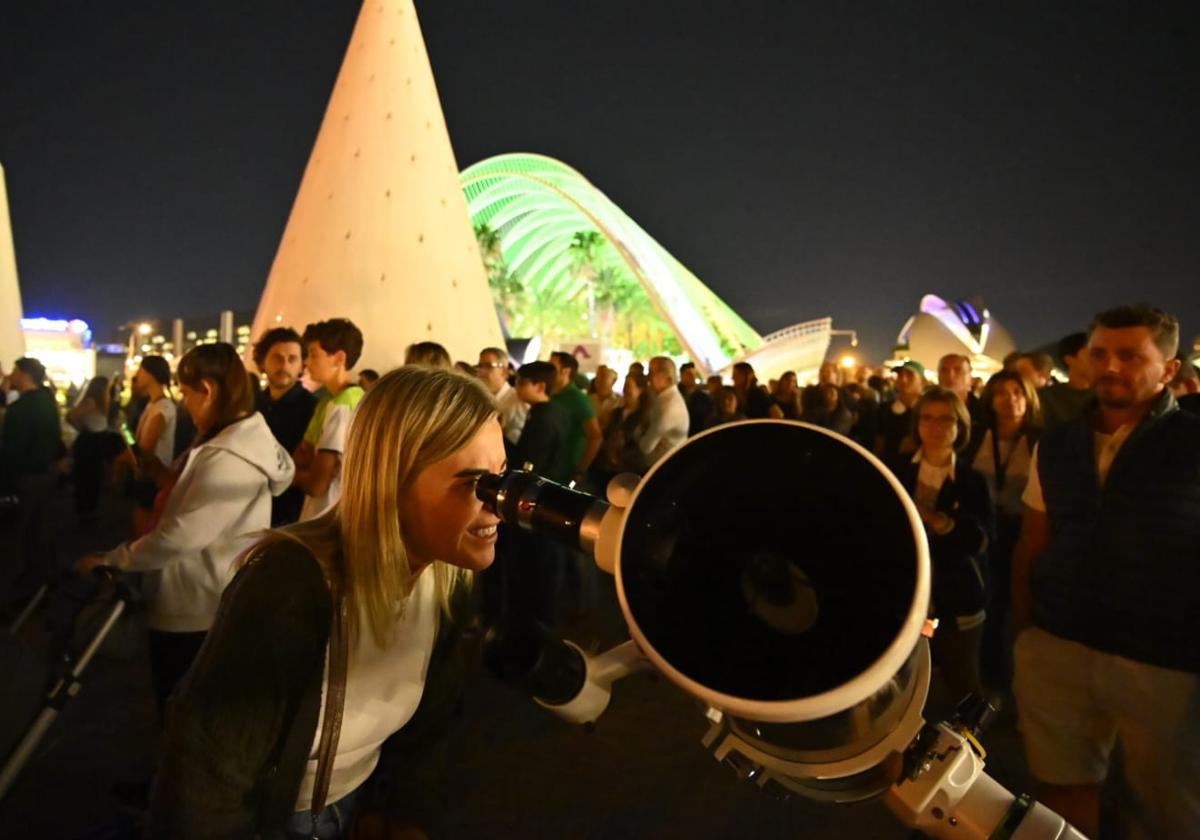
[245,538,336,837]
[309,592,349,827]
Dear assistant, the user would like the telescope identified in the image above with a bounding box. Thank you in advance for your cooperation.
[477,420,1085,839]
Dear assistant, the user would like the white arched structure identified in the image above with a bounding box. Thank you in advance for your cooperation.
[895,295,1017,375]
[462,154,832,378]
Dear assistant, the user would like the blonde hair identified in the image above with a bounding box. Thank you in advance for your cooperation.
[271,366,498,646]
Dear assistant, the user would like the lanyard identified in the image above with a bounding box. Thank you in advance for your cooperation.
[990,428,1023,492]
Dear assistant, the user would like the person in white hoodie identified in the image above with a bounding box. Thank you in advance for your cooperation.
[79,342,295,711]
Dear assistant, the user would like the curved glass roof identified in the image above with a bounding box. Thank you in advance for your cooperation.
[461,153,762,373]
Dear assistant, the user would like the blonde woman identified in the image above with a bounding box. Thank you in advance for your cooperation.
[148,366,504,840]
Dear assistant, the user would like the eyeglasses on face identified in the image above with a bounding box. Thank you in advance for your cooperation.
[476,362,506,369]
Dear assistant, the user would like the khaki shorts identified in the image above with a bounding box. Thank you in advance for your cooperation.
[1013,626,1200,838]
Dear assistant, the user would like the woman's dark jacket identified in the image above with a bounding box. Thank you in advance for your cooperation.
[892,458,995,621]
[146,539,469,839]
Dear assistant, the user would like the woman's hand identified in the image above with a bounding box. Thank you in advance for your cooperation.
[76,553,108,576]
[917,504,953,535]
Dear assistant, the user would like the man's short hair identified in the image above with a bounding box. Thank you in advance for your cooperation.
[14,356,47,385]
[359,368,380,383]
[649,356,678,385]
[1019,352,1055,378]
[479,346,508,364]
[1090,304,1180,360]
[139,355,173,388]
[732,361,755,377]
[302,318,364,368]
[679,362,695,373]
[938,353,971,371]
[404,341,451,368]
[1057,332,1088,364]
[517,361,557,393]
[252,326,305,370]
[549,351,579,377]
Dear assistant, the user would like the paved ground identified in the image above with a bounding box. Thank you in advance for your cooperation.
[1,482,1039,839]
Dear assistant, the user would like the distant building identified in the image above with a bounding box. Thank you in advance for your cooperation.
[114,309,255,377]
[891,295,1017,376]
[20,317,96,387]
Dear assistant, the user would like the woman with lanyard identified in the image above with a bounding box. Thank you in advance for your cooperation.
[145,366,505,840]
[965,369,1042,692]
[893,386,995,709]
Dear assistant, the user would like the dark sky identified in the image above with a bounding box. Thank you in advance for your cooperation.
[2,1,1197,363]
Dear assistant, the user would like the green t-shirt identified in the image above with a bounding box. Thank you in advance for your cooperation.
[303,385,365,450]
[551,383,595,473]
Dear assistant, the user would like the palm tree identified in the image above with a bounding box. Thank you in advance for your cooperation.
[592,265,632,346]
[490,268,524,335]
[568,230,604,337]
[475,223,504,275]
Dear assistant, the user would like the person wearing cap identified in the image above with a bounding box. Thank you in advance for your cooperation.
[0,356,63,604]
[876,360,927,464]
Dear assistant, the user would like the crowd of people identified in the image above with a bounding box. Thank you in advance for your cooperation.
[0,302,1198,838]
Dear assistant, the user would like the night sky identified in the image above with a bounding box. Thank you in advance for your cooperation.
[2,1,1197,364]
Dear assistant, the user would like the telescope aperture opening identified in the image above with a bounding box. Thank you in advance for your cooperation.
[619,422,920,705]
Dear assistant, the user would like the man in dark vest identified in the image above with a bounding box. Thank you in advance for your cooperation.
[1011,304,1200,839]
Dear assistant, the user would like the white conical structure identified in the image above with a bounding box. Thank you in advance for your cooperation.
[0,162,26,365]
[250,0,503,371]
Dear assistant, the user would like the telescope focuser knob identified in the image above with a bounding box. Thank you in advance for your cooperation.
[953,693,997,740]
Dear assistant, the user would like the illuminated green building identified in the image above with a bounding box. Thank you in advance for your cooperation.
[461,153,832,377]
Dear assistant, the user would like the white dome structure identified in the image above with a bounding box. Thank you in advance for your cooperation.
[894,295,1016,375]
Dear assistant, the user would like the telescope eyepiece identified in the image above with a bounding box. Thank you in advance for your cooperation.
[475,471,506,514]
[474,470,610,554]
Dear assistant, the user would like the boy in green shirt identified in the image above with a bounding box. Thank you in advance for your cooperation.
[293,319,365,521]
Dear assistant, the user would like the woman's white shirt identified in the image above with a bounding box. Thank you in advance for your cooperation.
[295,570,440,811]
[138,396,177,465]
[914,450,955,511]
